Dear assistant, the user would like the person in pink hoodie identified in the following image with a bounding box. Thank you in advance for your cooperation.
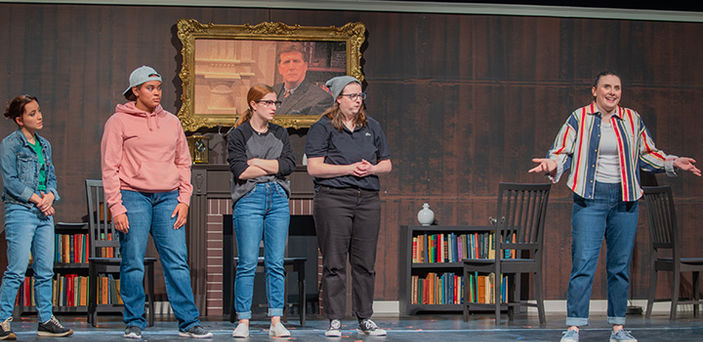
[100,66,211,339]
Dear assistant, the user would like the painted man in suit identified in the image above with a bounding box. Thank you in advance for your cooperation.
[273,42,333,115]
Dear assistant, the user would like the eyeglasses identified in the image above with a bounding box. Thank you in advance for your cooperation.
[256,100,282,107]
[339,93,366,101]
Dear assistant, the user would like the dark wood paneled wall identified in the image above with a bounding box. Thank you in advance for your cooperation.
[1,3,702,304]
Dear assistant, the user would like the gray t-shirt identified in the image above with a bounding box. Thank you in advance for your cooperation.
[227,121,296,203]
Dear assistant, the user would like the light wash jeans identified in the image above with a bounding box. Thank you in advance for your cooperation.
[566,182,639,327]
[0,203,55,322]
[118,190,200,331]
[233,182,289,320]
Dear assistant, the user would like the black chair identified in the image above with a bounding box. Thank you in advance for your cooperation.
[463,182,550,324]
[642,185,703,320]
[85,179,157,327]
[228,241,307,326]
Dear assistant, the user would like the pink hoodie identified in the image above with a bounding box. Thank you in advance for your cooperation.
[101,102,192,217]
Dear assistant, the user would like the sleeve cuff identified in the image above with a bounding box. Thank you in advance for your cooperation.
[665,155,678,177]
[109,203,127,218]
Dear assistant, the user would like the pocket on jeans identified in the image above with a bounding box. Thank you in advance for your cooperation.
[240,186,257,200]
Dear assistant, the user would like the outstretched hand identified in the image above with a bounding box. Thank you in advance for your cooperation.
[674,157,702,176]
[528,158,557,176]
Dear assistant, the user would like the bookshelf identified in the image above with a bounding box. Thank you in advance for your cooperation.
[399,225,496,315]
[14,222,95,315]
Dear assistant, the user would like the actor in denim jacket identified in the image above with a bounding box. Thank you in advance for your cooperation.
[0,94,73,339]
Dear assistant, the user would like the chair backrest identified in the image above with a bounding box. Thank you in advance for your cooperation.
[85,179,120,258]
[642,185,677,254]
[493,182,551,259]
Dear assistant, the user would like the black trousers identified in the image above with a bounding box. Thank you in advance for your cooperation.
[313,186,381,320]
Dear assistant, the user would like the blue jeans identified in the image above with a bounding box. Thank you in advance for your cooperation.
[118,190,200,331]
[0,203,55,322]
[233,182,289,320]
[566,182,639,327]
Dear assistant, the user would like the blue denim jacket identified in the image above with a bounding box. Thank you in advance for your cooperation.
[0,129,59,207]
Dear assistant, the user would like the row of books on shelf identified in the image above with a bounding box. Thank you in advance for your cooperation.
[54,233,117,264]
[410,272,509,305]
[412,232,517,263]
[15,275,123,307]
[55,234,89,264]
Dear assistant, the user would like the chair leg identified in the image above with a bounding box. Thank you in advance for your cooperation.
[535,272,546,325]
[494,273,501,324]
[671,270,680,320]
[693,272,700,318]
[282,268,289,323]
[298,267,306,326]
[645,267,658,319]
[147,263,155,327]
[88,264,97,327]
[230,261,237,323]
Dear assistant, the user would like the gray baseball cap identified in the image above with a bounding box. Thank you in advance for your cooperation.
[123,66,162,98]
[325,76,361,100]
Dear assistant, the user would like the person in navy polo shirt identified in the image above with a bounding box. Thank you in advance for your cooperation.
[305,76,392,337]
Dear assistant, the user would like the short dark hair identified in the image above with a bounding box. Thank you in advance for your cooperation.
[593,71,621,87]
[4,94,38,123]
[277,42,307,64]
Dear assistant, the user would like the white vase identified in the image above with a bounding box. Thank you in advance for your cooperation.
[417,203,434,226]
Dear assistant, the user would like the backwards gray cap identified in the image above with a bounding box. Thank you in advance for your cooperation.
[123,65,162,98]
[325,76,361,100]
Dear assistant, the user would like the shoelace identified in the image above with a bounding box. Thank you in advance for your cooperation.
[1,317,12,330]
[48,316,64,328]
[361,320,378,330]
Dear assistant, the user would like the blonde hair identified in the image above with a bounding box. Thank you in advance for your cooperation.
[234,84,275,127]
[322,102,367,131]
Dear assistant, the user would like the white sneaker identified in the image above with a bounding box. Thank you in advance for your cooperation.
[232,323,249,338]
[358,319,387,336]
[268,322,291,337]
[325,319,342,337]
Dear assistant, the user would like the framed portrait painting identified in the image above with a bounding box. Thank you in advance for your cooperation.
[176,19,365,131]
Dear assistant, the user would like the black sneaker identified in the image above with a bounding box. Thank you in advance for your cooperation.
[178,325,213,339]
[37,315,73,337]
[325,319,342,337]
[124,326,142,339]
[358,318,386,336]
[0,316,16,340]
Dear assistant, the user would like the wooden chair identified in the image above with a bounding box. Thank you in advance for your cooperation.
[463,182,550,324]
[85,179,157,327]
[642,185,703,319]
[228,240,307,326]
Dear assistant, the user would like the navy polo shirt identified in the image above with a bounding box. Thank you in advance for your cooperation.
[305,115,391,191]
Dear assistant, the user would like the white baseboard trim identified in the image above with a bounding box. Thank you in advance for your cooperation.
[372,300,689,316]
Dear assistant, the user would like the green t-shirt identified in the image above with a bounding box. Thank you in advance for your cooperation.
[29,137,47,191]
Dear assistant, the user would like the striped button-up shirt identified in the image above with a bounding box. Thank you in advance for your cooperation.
[548,102,676,201]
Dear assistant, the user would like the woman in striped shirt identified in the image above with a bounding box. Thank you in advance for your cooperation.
[529,71,700,342]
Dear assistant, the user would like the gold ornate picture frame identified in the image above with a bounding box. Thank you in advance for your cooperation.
[176,19,365,131]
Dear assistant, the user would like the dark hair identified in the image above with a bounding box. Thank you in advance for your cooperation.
[234,84,275,127]
[277,42,307,64]
[4,94,38,123]
[124,85,139,101]
[593,71,621,88]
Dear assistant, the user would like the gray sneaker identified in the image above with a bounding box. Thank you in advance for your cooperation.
[178,325,213,339]
[37,315,73,337]
[124,326,142,339]
[232,323,249,338]
[358,319,386,336]
[325,319,342,337]
[560,329,579,342]
[269,322,291,337]
[0,316,16,340]
[610,329,637,342]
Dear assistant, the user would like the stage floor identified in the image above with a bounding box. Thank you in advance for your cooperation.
[6,312,703,341]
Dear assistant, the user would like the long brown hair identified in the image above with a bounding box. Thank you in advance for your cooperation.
[234,84,275,127]
[322,101,367,132]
